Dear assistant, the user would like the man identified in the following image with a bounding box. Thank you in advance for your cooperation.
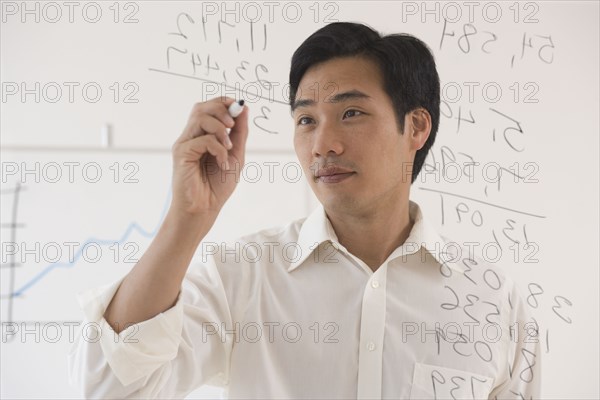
[68,22,540,399]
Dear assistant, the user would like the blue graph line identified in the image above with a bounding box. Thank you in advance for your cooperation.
[9,189,172,298]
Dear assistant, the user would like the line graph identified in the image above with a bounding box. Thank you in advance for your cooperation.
[1,182,172,324]
[2,183,24,324]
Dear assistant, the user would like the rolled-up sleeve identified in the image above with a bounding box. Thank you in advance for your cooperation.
[67,259,234,398]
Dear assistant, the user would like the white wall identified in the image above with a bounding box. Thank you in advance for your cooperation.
[1,1,598,398]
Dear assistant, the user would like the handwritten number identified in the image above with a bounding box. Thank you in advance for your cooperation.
[439,258,453,278]
[166,47,187,69]
[453,333,472,357]
[169,12,194,39]
[481,31,497,53]
[519,348,536,383]
[552,296,573,324]
[471,376,489,398]
[527,283,544,308]
[463,294,480,323]
[450,376,466,400]
[441,286,460,310]
[253,106,278,134]
[205,54,220,75]
[430,370,490,399]
[536,35,554,63]
[483,268,501,290]
[255,63,272,90]
[431,370,445,400]
[458,24,477,53]
[217,19,235,44]
[484,301,501,324]
[502,219,520,244]
[191,53,202,75]
[462,258,478,285]
[236,61,249,80]
[490,108,524,152]
[521,32,534,59]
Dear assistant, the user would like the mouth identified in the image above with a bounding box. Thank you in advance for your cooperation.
[316,172,355,183]
[314,165,356,184]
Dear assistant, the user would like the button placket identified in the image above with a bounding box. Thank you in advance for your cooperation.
[356,264,388,399]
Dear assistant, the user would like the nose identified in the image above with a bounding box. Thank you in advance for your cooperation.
[311,119,345,158]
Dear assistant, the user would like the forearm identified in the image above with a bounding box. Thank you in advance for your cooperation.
[103,209,216,333]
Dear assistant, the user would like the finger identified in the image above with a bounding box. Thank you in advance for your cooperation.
[178,99,238,145]
[174,135,230,171]
[199,113,234,150]
[198,97,238,131]
[182,114,231,151]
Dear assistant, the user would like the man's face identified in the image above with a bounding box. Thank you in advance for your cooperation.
[293,56,418,215]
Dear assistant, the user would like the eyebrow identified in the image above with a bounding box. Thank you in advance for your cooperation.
[291,89,371,112]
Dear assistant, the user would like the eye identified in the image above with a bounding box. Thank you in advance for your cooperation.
[297,116,314,126]
[343,109,363,119]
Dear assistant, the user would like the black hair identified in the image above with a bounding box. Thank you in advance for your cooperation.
[289,22,440,184]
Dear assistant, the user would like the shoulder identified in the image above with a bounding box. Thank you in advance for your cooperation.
[185,216,309,311]
[434,234,521,303]
[197,215,308,277]
[237,216,306,246]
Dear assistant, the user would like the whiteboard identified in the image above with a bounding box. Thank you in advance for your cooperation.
[1,1,598,398]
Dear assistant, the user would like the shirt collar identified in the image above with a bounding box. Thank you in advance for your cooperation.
[288,203,339,272]
[288,200,453,272]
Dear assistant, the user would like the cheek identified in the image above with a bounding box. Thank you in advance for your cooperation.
[294,137,312,173]
[293,136,305,158]
[365,140,404,179]
[294,135,307,150]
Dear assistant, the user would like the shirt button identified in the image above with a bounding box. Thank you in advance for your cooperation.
[367,341,376,351]
[371,279,380,289]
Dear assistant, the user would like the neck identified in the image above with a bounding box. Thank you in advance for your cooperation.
[325,198,413,272]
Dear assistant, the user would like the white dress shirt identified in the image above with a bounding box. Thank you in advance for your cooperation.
[68,200,541,399]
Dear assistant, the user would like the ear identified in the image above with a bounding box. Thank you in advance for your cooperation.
[406,108,432,151]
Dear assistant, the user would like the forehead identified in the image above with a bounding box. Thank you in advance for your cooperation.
[296,56,385,100]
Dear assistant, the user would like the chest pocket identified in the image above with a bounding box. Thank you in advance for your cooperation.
[409,362,494,399]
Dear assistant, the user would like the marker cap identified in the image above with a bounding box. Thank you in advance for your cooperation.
[228,99,245,118]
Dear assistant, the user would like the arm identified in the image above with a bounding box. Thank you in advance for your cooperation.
[67,258,234,398]
[104,97,249,333]
[68,97,249,397]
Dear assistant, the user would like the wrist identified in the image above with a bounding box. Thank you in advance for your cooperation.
[163,208,216,241]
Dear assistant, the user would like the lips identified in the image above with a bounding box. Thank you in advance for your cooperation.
[315,165,355,183]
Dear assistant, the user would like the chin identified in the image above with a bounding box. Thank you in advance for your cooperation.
[318,193,362,212]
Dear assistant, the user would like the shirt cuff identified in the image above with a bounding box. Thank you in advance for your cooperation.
[76,278,184,386]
